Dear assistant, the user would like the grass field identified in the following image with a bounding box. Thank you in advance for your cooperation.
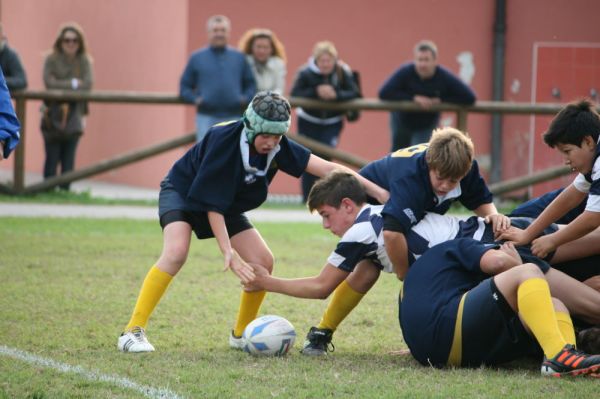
[1,216,598,398]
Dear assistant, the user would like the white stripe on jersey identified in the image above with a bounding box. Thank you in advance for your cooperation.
[327,204,393,273]
[408,212,486,262]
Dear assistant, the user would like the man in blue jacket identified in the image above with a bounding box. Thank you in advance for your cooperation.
[0,66,20,161]
[379,40,476,151]
[179,15,256,142]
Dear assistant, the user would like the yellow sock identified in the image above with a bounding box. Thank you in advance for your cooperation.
[555,311,576,346]
[317,280,365,331]
[125,265,173,331]
[233,290,266,337]
[517,278,566,358]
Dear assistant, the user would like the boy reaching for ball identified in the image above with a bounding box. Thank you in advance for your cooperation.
[245,171,394,355]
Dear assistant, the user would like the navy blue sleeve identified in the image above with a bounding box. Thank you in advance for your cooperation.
[382,180,426,233]
[0,67,20,159]
[275,137,311,177]
[179,54,199,103]
[438,67,476,105]
[378,64,414,101]
[451,239,499,273]
[458,160,493,210]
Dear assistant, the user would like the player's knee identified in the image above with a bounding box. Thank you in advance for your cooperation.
[252,250,274,273]
[161,245,188,267]
[516,263,545,280]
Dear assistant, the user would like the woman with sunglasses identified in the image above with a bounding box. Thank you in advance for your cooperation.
[41,22,93,190]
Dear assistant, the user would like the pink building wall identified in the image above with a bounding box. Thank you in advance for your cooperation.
[1,0,599,196]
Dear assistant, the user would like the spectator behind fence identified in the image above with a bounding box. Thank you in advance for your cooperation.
[180,15,256,142]
[41,22,93,190]
[0,66,20,161]
[0,22,27,91]
[238,28,286,94]
[290,41,360,202]
[379,40,476,151]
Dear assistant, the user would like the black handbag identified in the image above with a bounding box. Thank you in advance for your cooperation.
[40,101,84,142]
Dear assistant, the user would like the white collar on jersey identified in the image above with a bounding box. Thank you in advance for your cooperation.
[239,128,281,177]
[435,185,462,204]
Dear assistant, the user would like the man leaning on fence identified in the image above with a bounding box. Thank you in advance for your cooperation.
[379,40,476,151]
[179,15,256,142]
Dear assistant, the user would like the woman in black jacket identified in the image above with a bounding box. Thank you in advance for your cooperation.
[291,41,360,201]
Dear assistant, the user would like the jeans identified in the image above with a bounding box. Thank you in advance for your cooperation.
[390,112,437,151]
[195,113,241,142]
[297,117,343,202]
[43,136,80,190]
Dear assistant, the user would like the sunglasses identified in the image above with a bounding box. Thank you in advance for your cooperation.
[62,37,79,44]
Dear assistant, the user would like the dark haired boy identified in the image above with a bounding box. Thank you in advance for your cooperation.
[500,100,600,259]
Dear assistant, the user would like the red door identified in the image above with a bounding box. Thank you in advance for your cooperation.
[531,43,600,197]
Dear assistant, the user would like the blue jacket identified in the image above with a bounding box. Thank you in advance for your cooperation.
[0,66,20,159]
[179,46,256,117]
[379,63,476,129]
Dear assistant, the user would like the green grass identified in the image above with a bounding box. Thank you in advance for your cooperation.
[0,218,597,398]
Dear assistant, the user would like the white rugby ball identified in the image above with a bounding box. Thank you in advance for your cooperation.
[242,315,296,356]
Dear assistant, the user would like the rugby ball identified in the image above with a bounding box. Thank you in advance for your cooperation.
[242,315,296,356]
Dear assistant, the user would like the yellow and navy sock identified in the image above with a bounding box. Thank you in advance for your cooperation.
[517,278,566,358]
[317,280,365,332]
[555,311,576,346]
[233,290,266,337]
[125,265,173,331]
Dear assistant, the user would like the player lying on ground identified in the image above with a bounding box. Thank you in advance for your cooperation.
[246,174,600,355]
[400,238,600,377]
[117,92,388,353]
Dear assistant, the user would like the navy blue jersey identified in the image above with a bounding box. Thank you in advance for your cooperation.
[510,188,586,224]
[167,120,310,215]
[360,144,492,233]
[400,239,497,366]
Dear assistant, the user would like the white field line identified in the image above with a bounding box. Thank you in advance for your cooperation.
[0,345,184,399]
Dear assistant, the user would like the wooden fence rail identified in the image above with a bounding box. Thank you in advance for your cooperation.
[6,90,590,195]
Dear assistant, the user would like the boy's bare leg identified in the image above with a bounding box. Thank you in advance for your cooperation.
[230,228,273,339]
[545,268,600,325]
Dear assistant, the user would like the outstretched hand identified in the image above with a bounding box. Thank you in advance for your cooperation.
[243,265,270,292]
[485,213,511,235]
[496,226,532,246]
[223,249,255,284]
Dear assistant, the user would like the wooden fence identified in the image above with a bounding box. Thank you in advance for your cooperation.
[5,90,583,195]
